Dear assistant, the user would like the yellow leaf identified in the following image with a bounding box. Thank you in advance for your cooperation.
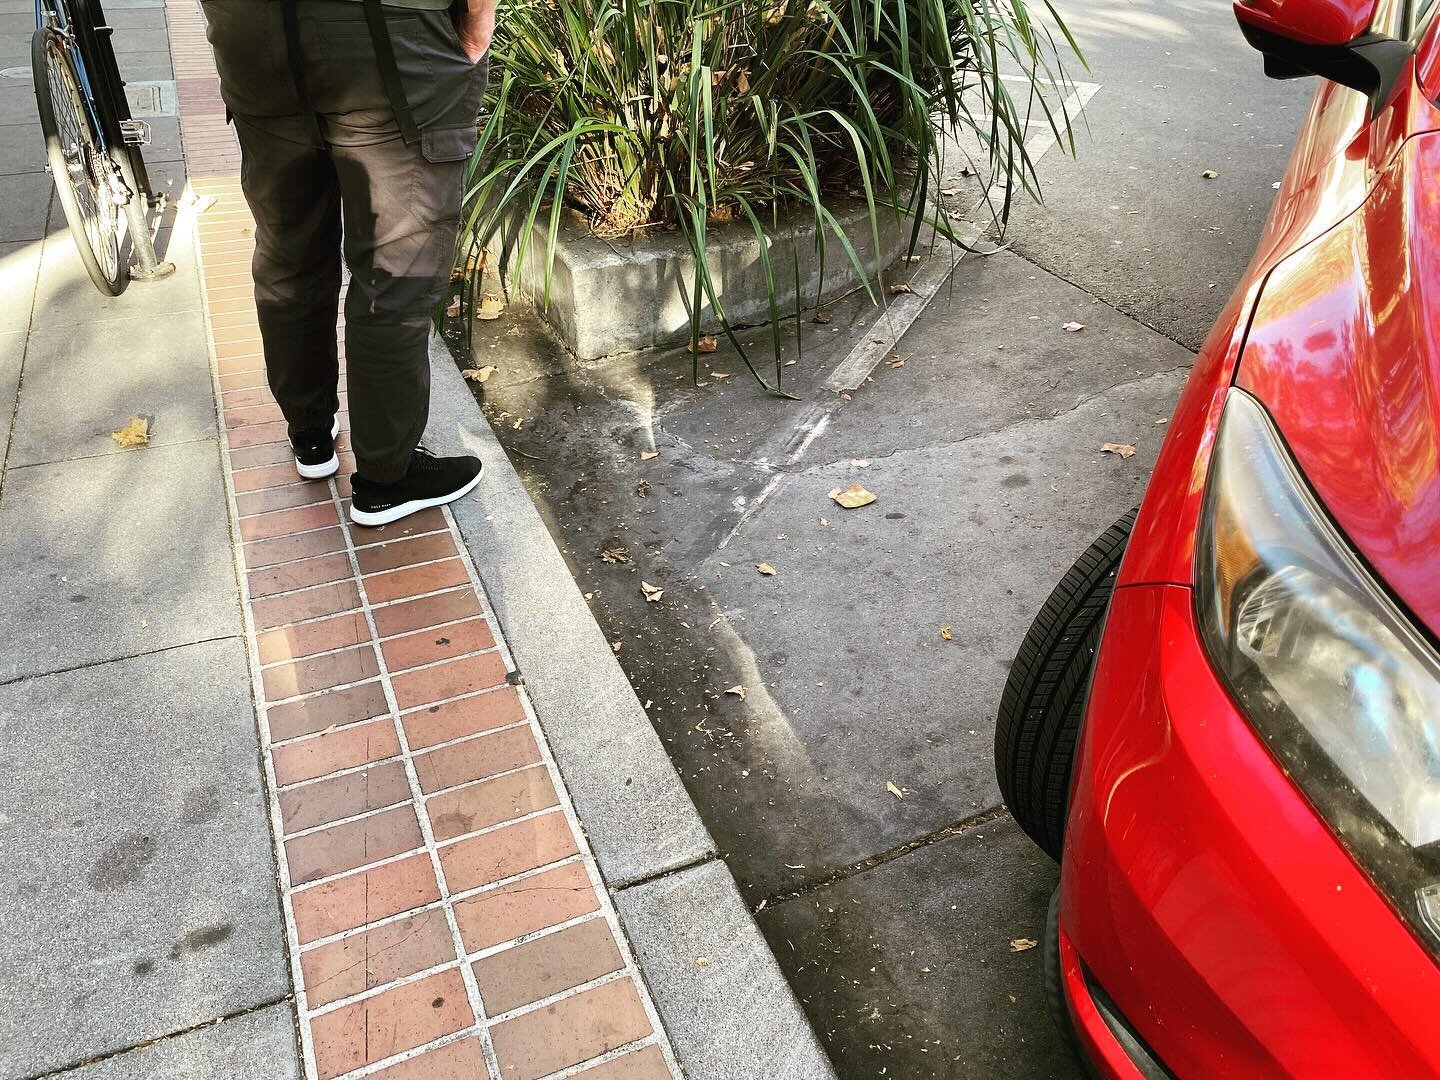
[476,294,505,321]
[1101,442,1137,459]
[462,365,497,383]
[756,563,776,576]
[828,484,877,509]
[940,626,953,641]
[111,416,151,449]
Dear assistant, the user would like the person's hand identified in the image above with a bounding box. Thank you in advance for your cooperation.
[451,0,496,63]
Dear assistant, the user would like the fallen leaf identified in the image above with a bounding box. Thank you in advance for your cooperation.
[1009,938,1039,953]
[726,685,747,699]
[611,641,623,653]
[688,334,718,354]
[640,450,660,461]
[889,282,914,295]
[940,626,953,641]
[461,365,497,383]
[641,581,664,602]
[1062,321,1085,333]
[829,484,877,509]
[1101,442,1138,459]
[1201,169,1219,179]
[445,297,462,318]
[819,517,830,527]
[710,372,732,380]
[599,547,631,564]
[886,781,905,799]
[110,416,151,448]
[812,309,832,324]
[756,562,776,576]
[887,355,906,368]
[476,294,505,320]
[784,358,798,366]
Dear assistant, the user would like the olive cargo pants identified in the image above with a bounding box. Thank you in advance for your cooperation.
[201,1,488,482]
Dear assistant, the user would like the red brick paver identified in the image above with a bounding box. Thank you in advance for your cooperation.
[163,3,678,1075]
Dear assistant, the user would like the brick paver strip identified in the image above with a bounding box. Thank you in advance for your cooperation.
[164,2,679,1075]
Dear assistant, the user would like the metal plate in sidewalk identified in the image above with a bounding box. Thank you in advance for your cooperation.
[125,80,177,118]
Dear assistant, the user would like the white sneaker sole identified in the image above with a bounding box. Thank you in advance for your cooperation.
[349,463,483,528]
[293,417,342,480]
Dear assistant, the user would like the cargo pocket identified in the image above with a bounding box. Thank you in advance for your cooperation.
[422,125,477,163]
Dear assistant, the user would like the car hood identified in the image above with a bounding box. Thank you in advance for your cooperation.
[1237,132,1440,638]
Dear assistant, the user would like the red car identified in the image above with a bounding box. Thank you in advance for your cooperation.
[994,1,1440,1076]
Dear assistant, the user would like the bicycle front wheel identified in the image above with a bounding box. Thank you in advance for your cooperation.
[32,27,127,296]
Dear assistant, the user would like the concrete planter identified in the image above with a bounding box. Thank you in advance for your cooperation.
[493,199,908,359]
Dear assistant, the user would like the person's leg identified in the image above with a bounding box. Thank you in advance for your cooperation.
[235,122,343,438]
[328,136,460,483]
[201,1,343,448]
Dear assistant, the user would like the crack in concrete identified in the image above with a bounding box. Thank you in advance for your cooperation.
[25,996,295,1079]
[783,363,1194,474]
[760,805,1013,909]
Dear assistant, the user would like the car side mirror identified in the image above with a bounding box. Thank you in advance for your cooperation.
[1234,0,1412,111]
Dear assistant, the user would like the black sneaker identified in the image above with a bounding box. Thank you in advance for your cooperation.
[291,416,340,480]
[349,447,483,527]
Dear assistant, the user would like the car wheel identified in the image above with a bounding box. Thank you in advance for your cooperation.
[994,507,1138,860]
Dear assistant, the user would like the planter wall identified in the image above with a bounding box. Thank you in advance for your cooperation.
[493,200,908,360]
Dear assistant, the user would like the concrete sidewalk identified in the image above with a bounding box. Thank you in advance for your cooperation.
[1,2,834,1078]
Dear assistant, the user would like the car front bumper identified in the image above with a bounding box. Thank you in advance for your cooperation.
[1058,583,1440,1079]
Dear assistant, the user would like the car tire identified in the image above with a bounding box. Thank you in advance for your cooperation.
[1044,886,1100,1079]
[994,507,1138,860]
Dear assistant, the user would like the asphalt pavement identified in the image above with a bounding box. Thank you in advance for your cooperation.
[461,2,1314,1076]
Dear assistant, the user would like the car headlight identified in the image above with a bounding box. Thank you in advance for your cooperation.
[1197,388,1440,960]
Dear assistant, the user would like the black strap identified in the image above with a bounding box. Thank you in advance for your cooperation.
[280,0,326,148]
[363,0,422,146]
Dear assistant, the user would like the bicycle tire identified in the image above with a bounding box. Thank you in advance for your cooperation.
[32,26,127,296]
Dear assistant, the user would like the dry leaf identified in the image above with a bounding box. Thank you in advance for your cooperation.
[829,484,877,509]
[599,547,631,564]
[611,641,623,653]
[641,581,664,602]
[688,335,718,354]
[640,450,660,461]
[111,416,151,449]
[445,297,462,318]
[462,365,497,383]
[710,372,732,380]
[725,685,747,699]
[812,309,832,324]
[819,517,830,527]
[1101,442,1138,460]
[784,358,798,366]
[476,294,505,321]
[887,355,905,368]
[1062,321,1084,333]
[889,282,914,295]
[1009,938,1039,953]
[886,781,905,799]
[940,626,953,641]
[756,563,776,576]
[1201,169,1219,179]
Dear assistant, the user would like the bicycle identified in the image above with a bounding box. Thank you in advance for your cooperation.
[31,0,174,296]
